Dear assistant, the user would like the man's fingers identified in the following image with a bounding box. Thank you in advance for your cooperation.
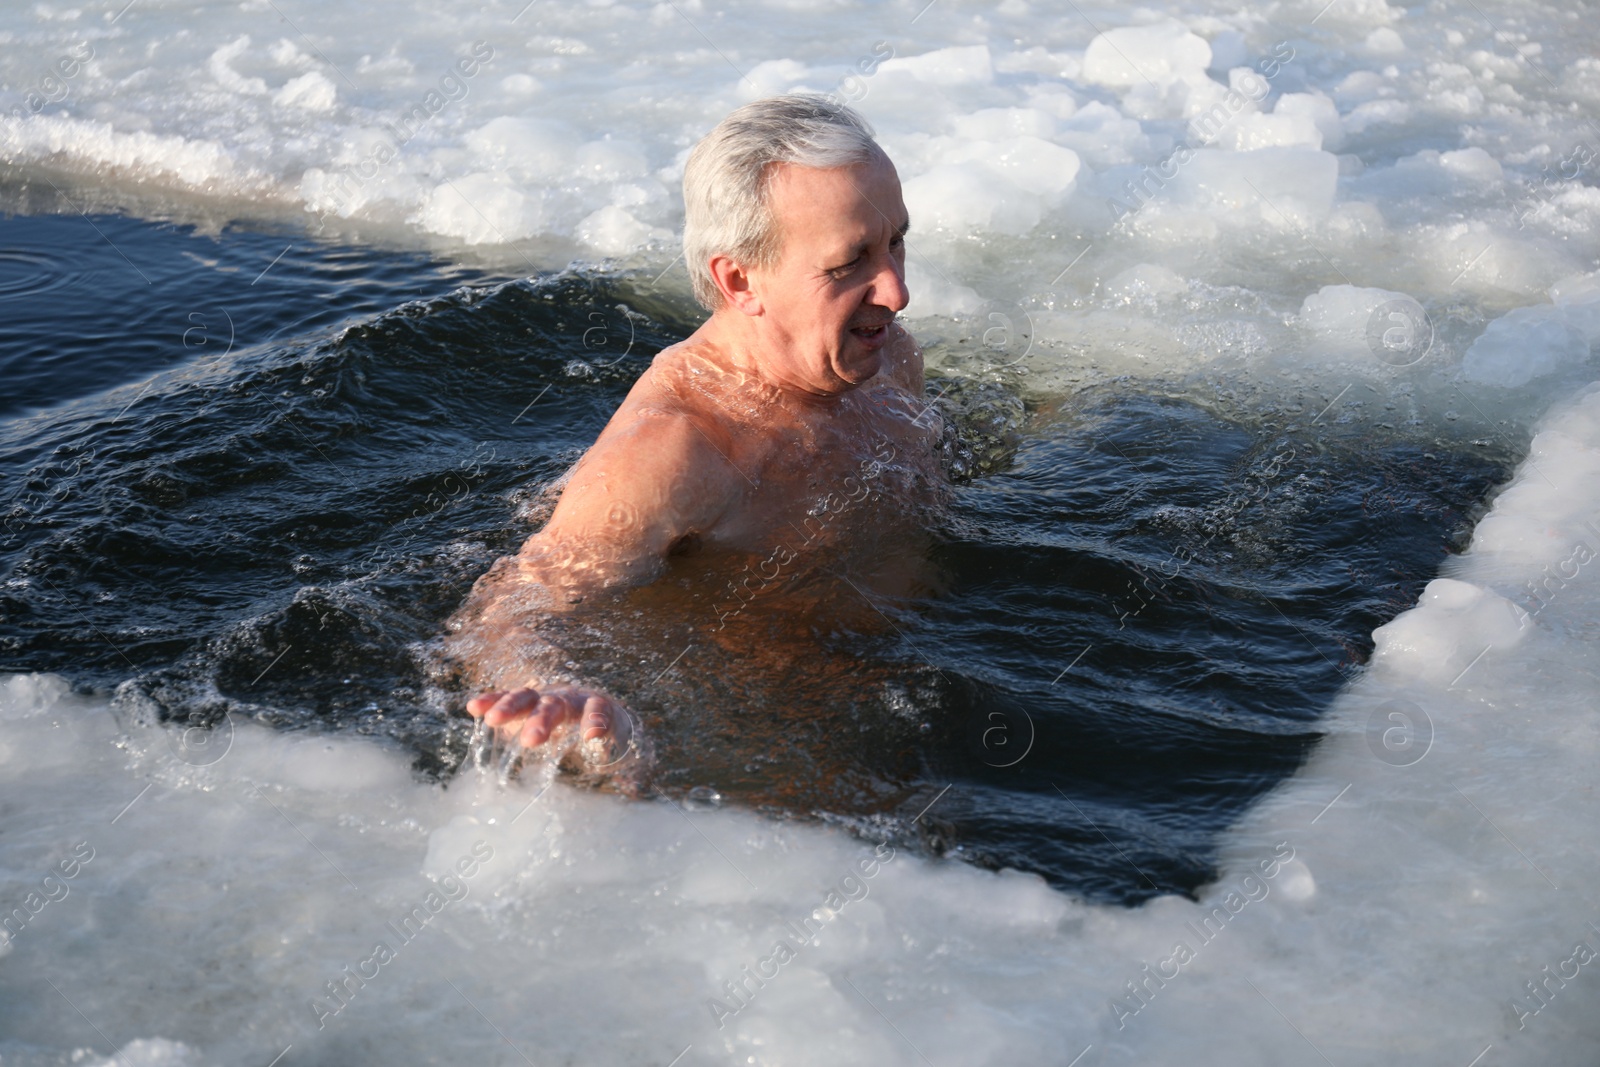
[485,688,541,726]
[466,691,506,718]
[517,713,550,750]
[580,696,612,741]
[472,687,627,755]
[517,692,578,748]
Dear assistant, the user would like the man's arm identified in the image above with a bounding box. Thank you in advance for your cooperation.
[514,404,738,595]
[451,402,741,758]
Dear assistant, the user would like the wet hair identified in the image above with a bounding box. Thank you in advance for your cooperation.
[682,94,887,312]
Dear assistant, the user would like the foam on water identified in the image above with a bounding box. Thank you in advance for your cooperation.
[3,0,1599,1061]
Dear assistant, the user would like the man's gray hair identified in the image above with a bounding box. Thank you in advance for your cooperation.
[682,94,887,312]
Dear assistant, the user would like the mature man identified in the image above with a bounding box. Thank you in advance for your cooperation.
[451,96,945,770]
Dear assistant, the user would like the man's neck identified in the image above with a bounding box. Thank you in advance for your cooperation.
[692,311,852,409]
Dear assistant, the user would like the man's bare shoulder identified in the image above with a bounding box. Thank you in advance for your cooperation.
[545,340,747,536]
[569,385,739,498]
[608,338,737,434]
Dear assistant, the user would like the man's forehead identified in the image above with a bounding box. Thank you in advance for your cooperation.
[767,160,907,237]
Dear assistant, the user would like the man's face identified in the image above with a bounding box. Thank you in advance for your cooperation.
[747,157,910,397]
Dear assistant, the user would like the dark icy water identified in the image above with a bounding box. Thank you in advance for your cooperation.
[0,211,1506,903]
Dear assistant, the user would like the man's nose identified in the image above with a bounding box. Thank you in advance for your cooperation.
[871,254,909,313]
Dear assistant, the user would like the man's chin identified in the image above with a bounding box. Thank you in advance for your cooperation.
[837,329,892,381]
[834,348,883,386]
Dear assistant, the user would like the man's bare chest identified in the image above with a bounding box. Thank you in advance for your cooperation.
[709,383,945,554]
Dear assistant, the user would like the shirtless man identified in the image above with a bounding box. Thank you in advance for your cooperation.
[454,96,944,767]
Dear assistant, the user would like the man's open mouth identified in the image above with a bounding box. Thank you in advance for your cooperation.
[849,322,891,344]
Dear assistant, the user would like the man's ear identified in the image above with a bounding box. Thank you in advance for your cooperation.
[708,253,763,316]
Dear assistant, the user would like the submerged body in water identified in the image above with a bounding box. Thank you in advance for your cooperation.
[446,319,947,805]
[448,101,944,798]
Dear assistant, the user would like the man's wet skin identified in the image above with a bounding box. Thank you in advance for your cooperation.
[449,156,949,773]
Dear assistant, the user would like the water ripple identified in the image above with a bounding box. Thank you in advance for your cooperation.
[0,247,73,301]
